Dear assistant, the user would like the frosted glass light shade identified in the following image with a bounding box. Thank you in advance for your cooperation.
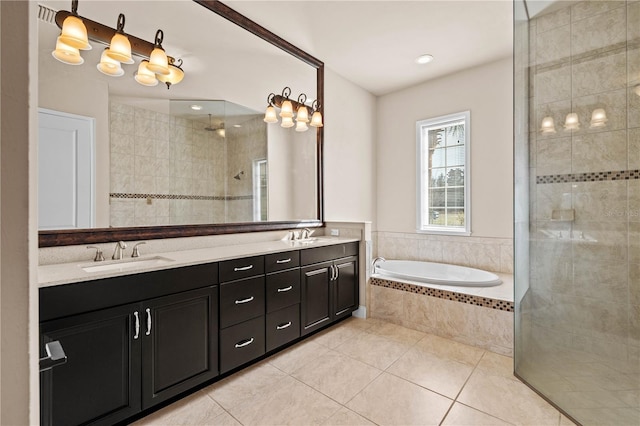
[279,100,294,118]
[59,15,91,50]
[590,108,607,128]
[147,47,170,75]
[134,60,158,86]
[52,37,84,65]
[540,116,556,134]
[264,106,278,123]
[310,111,323,128]
[97,49,124,76]
[563,112,580,130]
[295,120,309,132]
[296,105,309,123]
[281,115,295,128]
[157,63,184,87]
[106,32,134,64]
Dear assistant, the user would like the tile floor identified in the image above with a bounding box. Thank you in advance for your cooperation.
[134,317,574,426]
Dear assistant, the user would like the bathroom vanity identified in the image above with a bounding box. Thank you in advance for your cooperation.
[38,239,359,426]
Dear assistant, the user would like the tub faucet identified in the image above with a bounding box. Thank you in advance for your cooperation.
[372,257,386,274]
[112,241,127,260]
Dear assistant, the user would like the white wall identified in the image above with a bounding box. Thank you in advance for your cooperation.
[323,68,377,223]
[376,57,514,238]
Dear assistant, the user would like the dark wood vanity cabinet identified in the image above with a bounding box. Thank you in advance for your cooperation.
[300,242,359,336]
[39,264,218,426]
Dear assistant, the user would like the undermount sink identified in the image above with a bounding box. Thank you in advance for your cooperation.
[81,256,174,273]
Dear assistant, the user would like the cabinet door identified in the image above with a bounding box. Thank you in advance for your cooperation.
[40,304,141,426]
[300,261,332,335]
[334,256,358,319]
[141,286,218,409]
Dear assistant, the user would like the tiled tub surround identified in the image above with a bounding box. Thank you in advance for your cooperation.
[109,101,266,227]
[519,1,640,424]
[369,274,514,356]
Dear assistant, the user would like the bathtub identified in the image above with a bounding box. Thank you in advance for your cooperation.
[373,260,502,287]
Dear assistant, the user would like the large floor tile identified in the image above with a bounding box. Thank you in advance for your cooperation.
[441,402,513,425]
[475,350,515,377]
[346,372,453,425]
[204,361,287,410]
[334,331,411,370]
[458,369,561,426]
[322,407,376,425]
[132,390,225,425]
[292,350,382,404]
[228,376,341,425]
[387,347,474,398]
[569,407,640,426]
[365,321,426,345]
[268,339,330,374]
[310,323,363,349]
[415,333,485,366]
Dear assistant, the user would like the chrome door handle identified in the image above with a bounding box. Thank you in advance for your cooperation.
[235,337,254,348]
[234,265,253,272]
[276,322,292,330]
[277,285,293,293]
[145,308,152,336]
[133,311,140,339]
[334,265,339,280]
[235,296,254,304]
[39,341,68,372]
[276,258,291,264]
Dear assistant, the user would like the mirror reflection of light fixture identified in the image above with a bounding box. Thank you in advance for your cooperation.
[590,108,607,128]
[540,116,556,134]
[563,112,580,130]
[51,0,184,88]
[264,87,323,132]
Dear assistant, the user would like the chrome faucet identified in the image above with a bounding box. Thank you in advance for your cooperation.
[301,228,314,239]
[131,242,146,258]
[112,241,127,260]
[372,257,386,274]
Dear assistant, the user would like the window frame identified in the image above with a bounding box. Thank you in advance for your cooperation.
[416,110,471,236]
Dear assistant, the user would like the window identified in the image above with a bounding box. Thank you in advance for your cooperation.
[416,111,470,235]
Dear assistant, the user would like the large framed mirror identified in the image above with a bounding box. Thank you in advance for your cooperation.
[37,0,324,247]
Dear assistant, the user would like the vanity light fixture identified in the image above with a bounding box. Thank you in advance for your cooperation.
[540,116,556,134]
[589,108,607,128]
[51,0,184,89]
[264,87,323,131]
[563,112,580,130]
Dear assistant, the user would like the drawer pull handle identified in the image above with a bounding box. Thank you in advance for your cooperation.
[276,322,292,330]
[234,265,254,272]
[276,258,292,264]
[133,311,140,340]
[277,285,293,293]
[235,337,254,348]
[145,308,152,336]
[235,296,255,305]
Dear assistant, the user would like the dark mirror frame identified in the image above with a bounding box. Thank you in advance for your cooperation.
[39,0,324,247]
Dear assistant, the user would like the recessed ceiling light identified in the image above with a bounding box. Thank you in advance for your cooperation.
[415,54,434,65]
[190,104,203,111]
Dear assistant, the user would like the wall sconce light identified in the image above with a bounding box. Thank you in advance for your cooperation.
[51,0,184,89]
[264,87,323,131]
[540,116,556,134]
[563,112,580,130]
[589,108,607,128]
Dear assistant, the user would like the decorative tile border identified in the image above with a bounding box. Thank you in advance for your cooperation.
[537,169,640,184]
[110,193,253,201]
[369,277,514,312]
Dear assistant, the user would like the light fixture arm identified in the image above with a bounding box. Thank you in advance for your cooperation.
[154,29,164,48]
[311,100,321,113]
[71,0,78,15]
[116,13,125,33]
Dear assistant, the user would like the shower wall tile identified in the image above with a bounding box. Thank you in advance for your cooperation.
[627,180,640,221]
[537,24,571,65]
[536,137,571,175]
[629,86,640,128]
[572,0,626,22]
[573,260,629,303]
[572,221,628,262]
[572,89,628,135]
[571,7,627,58]
[537,6,571,33]
[630,263,640,307]
[630,223,640,264]
[572,130,628,173]
[630,129,640,169]
[629,2,640,41]
[536,64,571,104]
[111,133,133,156]
[629,47,640,87]
[572,49,627,98]
[535,183,572,220]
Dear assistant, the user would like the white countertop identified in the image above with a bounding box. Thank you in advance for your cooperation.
[39,237,360,288]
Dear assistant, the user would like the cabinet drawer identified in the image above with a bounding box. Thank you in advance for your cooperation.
[220,276,265,328]
[266,269,300,313]
[266,304,300,352]
[265,251,300,273]
[300,242,358,266]
[219,256,264,282]
[220,316,265,373]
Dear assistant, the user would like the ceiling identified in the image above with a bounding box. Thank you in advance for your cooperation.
[226,0,514,96]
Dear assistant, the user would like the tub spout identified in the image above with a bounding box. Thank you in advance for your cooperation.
[372,257,386,274]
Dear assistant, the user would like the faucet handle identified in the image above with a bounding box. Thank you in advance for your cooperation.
[87,246,105,262]
[132,242,146,258]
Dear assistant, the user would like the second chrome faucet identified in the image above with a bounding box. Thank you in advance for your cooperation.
[112,241,127,260]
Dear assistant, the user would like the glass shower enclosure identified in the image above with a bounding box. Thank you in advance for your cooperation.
[514,1,640,425]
